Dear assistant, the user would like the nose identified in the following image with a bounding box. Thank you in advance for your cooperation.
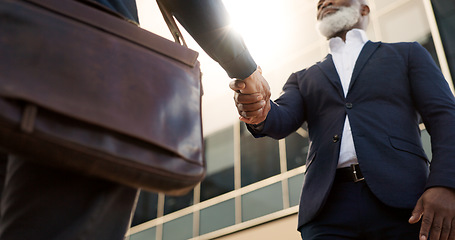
[317,0,334,20]
[318,0,334,10]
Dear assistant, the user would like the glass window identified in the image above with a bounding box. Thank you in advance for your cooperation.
[288,174,304,207]
[162,214,193,240]
[420,34,440,68]
[164,190,193,215]
[240,123,280,187]
[201,126,235,202]
[378,0,430,43]
[199,199,236,235]
[131,191,158,226]
[241,182,283,222]
[130,227,156,240]
[285,126,309,170]
[373,0,397,11]
[421,129,432,160]
[431,0,455,84]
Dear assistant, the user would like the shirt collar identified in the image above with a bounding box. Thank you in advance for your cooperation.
[329,29,369,53]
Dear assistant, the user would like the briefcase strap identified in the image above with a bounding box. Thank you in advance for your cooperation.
[156,0,187,47]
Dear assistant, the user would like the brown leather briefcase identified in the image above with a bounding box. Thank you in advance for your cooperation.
[0,0,205,195]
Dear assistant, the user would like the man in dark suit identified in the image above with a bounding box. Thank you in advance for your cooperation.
[231,0,455,239]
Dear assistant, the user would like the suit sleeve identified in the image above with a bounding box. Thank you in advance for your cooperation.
[161,0,257,79]
[248,72,306,139]
[408,42,455,190]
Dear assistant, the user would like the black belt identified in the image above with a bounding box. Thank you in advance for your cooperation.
[335,164,364,182]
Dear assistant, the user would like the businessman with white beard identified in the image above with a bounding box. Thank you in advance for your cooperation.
[231,0,455,239]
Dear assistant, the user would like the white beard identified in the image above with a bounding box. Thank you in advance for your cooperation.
[316,4,362,38]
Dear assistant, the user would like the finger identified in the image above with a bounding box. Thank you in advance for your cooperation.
[236,102,265,121]
[447,219,455,240]
[243,99,270,125]
[235,93,263,104]
[439,218,451,240]
[239,116,252,124]
[236,101,266,112]
[420,211,435,240]
[239,108,264,119]
[241,117,263,125]
[239,116,261,125]
[430,216,444,240]
[410,198,424,224]
[229,80,246,91]
[428,214,443,240]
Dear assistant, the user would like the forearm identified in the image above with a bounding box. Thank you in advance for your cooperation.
[247,100,305,140]
[161,0,257,79]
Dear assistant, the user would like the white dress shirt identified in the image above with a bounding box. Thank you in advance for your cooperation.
[328,29,369,168]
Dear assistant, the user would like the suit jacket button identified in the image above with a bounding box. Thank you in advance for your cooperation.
[346,103,353,109]
[333,135,340,143]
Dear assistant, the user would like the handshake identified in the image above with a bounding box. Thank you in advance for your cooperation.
[229,67,271,125]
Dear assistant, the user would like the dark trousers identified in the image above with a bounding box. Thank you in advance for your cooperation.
[0,153,138,240]
[300,180,421,240]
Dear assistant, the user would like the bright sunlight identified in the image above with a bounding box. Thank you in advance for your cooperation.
[222,0,288,63]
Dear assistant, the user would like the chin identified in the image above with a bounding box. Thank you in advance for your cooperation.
[316,5,361,38]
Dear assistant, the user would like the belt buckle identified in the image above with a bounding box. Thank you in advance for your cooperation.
[350,164,364,182]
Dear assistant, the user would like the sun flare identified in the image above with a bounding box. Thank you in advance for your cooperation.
[222,0,288,63]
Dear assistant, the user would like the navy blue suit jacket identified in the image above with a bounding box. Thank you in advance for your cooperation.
[249,41,455,229]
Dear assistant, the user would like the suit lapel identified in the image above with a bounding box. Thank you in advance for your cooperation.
[317,54,344,99]
[348,41,381,92]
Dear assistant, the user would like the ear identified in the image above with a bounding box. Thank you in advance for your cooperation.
[360,4,370,16]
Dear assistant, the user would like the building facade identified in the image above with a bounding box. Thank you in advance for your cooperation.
[127,0,455,239]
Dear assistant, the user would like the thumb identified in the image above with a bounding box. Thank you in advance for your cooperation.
[229,79,246,91]
[409,197,424,224]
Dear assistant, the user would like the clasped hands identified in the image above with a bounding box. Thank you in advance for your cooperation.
[229,66,271,125]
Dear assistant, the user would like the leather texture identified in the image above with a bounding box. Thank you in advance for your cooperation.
[0,0,204,195]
